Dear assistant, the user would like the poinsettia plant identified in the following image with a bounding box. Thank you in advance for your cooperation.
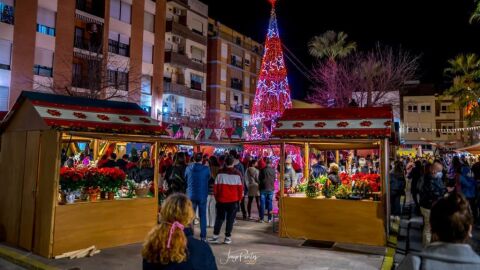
[59,167,85,192]
[98,167,126,193]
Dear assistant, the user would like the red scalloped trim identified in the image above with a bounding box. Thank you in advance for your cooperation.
[46,109,61,117]
[97,114,110,121]
[360,121,372,127]
[73,112,87,119]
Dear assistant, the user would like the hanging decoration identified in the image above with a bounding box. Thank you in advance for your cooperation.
[249,0,292,140]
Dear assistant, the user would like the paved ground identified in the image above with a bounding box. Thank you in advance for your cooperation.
[0,258,26,270]
[4,218,384,270]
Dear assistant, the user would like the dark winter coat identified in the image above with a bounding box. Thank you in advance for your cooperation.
[420,173,445,209]
[166,165,187,194]
[185,163,210,202]
[259,166,276,192]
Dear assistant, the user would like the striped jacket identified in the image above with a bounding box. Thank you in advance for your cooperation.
[214,167,243,203]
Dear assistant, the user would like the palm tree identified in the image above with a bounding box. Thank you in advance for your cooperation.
[444,53,480,86]
[308,31,357,61]
[444,53,480,123]
[470,0,480,23]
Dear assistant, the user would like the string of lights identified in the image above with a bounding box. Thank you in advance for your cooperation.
[249,0,292,140]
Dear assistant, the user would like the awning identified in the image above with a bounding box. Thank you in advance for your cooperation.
[455,142,480,155]
[271,106,393,139]
[3,91,167,135]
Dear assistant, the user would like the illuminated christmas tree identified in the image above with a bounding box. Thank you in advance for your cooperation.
[250,0,292,139]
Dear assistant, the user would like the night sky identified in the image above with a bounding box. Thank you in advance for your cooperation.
[202,0,480,100]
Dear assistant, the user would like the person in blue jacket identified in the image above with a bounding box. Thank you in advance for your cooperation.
[185,152,211,241]
[143,194,217,270]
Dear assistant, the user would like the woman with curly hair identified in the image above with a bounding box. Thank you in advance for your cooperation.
[142,193,217,270]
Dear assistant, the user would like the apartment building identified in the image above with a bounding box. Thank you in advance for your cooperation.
[162,0,207,122]
[401,84,466,153]
[0,0,167,118]
[207,18,262,128]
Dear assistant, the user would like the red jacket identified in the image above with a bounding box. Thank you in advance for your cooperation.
[214,167,243,203]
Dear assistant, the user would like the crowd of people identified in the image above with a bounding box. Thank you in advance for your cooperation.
[391,155,480,269]
[119,147,480,269]
[157,149,279,244]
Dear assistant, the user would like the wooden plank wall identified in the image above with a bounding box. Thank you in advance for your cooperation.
[18,131,41,250]
[280,197,386,246]
[33,130,60,257]
[0,131,27,244]
[52,198,157,256]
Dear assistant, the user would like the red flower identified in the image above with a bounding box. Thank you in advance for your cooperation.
[73,112,87,119]
[97,114,110,121]
[139,117,151,123]
[360,121,372,127]
[119,116,131,122]
[315,122,326,128]
[337,121,349,128]
[293,122,304,128]
[47,109,61,117]
[384,120,392,127]
[276,122,283,128]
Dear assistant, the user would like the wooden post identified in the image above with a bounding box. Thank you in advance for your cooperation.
[279,142,286,237]
[279,143,286,197]
[304,143,310,179]
[381,138,390,238]
[92,139,98,160]
[335,150,340,164]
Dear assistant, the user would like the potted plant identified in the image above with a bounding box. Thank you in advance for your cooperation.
[305,176,321,198]
[59,167,85,204]
[99,168,126,200]
[86,186,100,202]
[334,184,352,200]
[83,167,101,201]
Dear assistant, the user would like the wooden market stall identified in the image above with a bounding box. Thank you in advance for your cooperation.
[0,91,172,258]
[270,106,393,247]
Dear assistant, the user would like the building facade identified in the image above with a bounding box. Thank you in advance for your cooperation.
[162,0,207,123]
[401,84,466,154]
[207,18,262,128]
[0,0,167,118]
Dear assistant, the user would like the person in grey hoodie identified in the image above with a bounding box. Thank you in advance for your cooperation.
[398,192,480,270]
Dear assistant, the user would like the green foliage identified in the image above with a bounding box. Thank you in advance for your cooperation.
[444,53,480,123]
[334,184,352,199]
[470,0,480,24]
[308,31,357,61]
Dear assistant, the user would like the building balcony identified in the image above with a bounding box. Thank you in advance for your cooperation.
[165,50,205,72]
[74,36,102,53]
[76,0,104,18]
[230,80,243,91]
[0,3,14,25]
[108,39,130,57]
[230,104,243,113]
[72,75,100,90]
[167,0,189,8]
[164,81,205,101]
[230,59,243,69]
[166,20,207,45]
